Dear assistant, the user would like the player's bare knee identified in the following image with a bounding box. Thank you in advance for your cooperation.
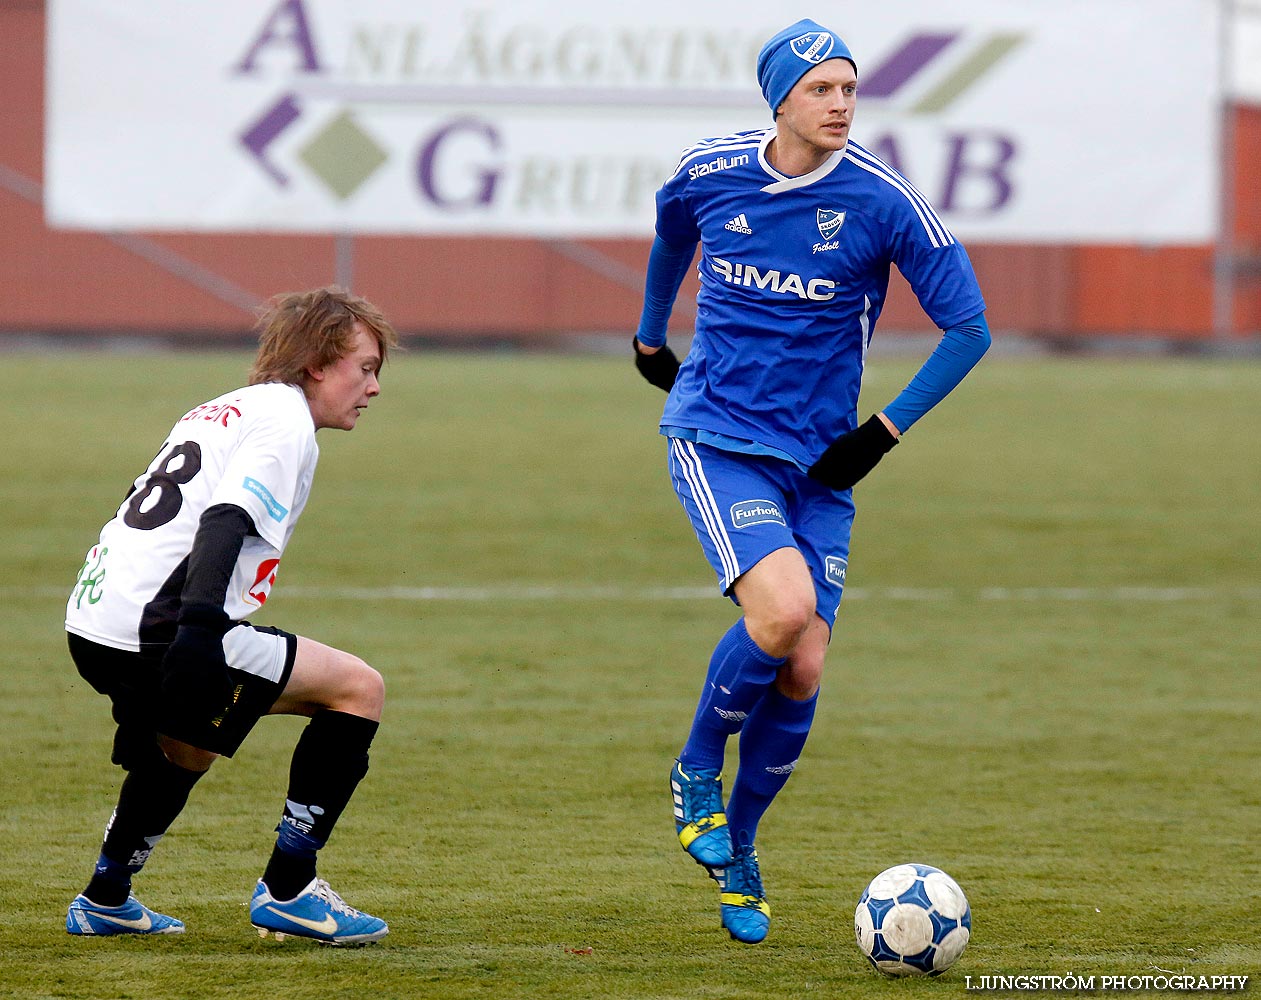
[747,602,813,658]
[340,656,384,719]
[778,655,824,700]
[157,734,218,773]
[361,661,385,709]
[777,616,829,698]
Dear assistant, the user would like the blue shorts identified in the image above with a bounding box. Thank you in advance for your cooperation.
[667,437,856,627]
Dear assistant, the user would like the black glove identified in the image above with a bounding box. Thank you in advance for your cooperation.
[807,415,899,491]
[633,337,680,392]
[159,617,234,730]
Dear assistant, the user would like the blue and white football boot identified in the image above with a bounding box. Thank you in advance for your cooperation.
[66,893,185,936]
[671,759,734,869]
[250,877,388,946]
[717,842,770,944]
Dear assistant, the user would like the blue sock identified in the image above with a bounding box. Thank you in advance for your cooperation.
[85,850,135,906]
[274,809,325,859]
[726,687,819,846]
[679,619,785,772]
[262,804,326,900]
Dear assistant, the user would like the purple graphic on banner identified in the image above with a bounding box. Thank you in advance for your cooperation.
[860,32,957,98]
[240,93,301,186]
[230,21,1024,217]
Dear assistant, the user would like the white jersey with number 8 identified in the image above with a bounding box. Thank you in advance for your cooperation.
[66,382,318,652]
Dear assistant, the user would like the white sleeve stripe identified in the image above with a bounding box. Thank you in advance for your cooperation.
[671,131,770,177]
[844,144,954,248]
[846,142,951,239]
[679,129,768,156]
[669,439,739,588]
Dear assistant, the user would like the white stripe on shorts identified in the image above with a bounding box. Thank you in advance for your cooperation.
[221,623,289,684]
[670,438,740,589]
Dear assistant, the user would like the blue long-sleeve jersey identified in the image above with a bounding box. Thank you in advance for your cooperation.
[637,127,989,469]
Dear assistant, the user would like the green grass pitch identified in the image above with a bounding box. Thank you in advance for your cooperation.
[1,348,1258,998]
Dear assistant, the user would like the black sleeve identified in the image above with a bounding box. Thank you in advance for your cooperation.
[178,503,255,631]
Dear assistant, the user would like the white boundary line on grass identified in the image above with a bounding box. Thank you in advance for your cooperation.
[281,584,1261,602]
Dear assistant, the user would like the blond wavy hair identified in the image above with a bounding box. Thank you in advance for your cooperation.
[248,287,399,387]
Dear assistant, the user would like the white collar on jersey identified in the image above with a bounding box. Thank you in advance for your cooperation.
[758,128,847,194]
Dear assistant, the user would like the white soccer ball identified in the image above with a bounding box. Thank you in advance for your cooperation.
[854,863,971,977]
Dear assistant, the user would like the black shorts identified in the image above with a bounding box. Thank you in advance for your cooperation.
[68,625,297,764]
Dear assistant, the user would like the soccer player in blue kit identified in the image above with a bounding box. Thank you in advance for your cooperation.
[634,19,992,944]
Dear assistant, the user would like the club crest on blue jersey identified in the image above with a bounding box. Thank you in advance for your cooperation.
[791,31,835,65]
[817,209,846,241]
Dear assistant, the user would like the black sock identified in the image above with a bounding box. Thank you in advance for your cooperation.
[84,754,205,905]
[260,847,317,902]
[260,710,378,901]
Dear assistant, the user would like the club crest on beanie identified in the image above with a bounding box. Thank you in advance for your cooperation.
[756,18,856,117]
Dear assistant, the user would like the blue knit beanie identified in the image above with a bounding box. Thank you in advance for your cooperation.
[756,19,856,117]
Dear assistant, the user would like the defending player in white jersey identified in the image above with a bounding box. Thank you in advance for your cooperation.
[634,19,991,944]
[65,287,399,945]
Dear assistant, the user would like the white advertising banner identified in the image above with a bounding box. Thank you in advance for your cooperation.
[46,0,1222,241]
[1233,0,1261,104]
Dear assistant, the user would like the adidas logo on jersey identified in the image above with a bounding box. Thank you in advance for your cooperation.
[724,214,753,235]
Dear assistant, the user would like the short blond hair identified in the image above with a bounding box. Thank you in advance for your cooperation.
[248,287,399,387]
